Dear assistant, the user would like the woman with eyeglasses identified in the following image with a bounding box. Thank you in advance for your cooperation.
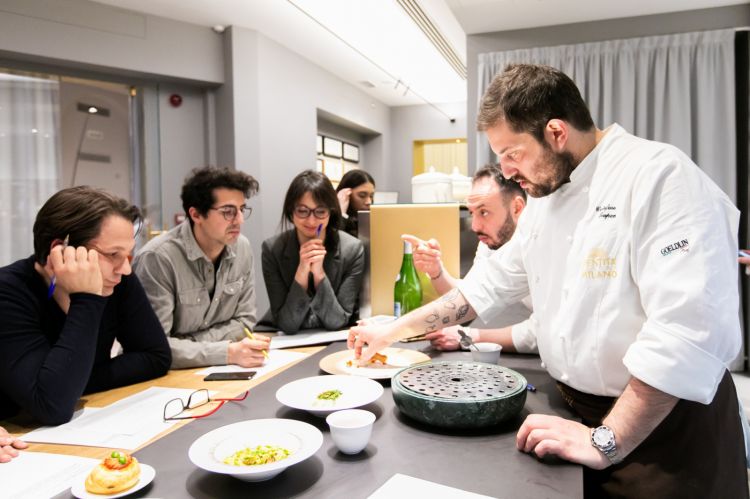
[261,170,365,333]
[0,186,171,427]
[335,169,376,237]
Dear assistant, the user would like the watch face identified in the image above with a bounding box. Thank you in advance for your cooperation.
[593,427,614,447]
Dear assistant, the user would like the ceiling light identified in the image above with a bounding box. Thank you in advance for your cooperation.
[397,0,466,80]
[88,106,98,114]
[288,0,458,121]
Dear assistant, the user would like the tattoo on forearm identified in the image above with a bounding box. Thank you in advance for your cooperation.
[437,289,459,303]
[456,304,469,321]
[424,289,471,334]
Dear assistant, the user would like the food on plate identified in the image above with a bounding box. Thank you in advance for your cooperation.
[317,389,342,401]
[346,352,388,367]
[223,445,291,466]
[85,450,141,495]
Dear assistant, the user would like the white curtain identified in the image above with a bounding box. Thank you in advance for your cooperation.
[476,28,736,200]
[0,72,61,265]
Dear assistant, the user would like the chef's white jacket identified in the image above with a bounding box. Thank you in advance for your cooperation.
[459,124,741,404]
[472,242,537,353]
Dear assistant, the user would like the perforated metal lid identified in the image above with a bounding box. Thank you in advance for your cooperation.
[394,361,525,400]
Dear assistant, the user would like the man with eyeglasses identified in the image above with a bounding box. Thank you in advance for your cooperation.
[0,186,171,427]
[134,166,269,369]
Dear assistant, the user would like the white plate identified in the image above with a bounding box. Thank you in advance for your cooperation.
[318,347,431,380]
[71,463,155,499]
[188,419,323,482]
[276,375,384,417]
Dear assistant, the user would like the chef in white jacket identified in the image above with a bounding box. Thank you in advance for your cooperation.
[349,63,748,498]
[403,163,536,353]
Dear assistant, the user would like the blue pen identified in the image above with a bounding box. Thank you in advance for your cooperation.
[315,223,323,238]
[739,250,750,258]
[47,234,69,299]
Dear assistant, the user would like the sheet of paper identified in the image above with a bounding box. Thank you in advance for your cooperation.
[368,474,496,499]
[269,329,349,349]
[0,451,97,499]
[195,349,307,376]
[269,315,396,350]
[22,386,196,449]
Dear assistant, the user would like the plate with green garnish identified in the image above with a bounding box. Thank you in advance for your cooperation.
[188,419,322,482]
[275,375,384,417]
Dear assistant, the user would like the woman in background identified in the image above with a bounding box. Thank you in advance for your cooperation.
[335,169,376,237]
[262,170,365,333]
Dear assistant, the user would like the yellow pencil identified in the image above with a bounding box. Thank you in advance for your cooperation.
[244,326,269,358]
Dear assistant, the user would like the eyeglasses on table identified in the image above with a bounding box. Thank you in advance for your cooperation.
[163,389,249,421]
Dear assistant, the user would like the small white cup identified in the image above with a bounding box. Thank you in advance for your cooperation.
[326,409,375,455]
[471,342,502,364]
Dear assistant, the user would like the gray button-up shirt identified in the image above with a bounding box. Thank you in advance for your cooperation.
[133,221,257,368]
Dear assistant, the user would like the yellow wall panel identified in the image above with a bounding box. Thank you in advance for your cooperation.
[369,204,460,316]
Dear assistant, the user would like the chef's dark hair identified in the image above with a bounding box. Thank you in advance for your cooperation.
[477,63,594,143]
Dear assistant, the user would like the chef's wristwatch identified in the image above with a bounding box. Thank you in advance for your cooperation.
[590,425,622,464]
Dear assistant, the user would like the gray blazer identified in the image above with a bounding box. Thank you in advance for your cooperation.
[261,230,365,333]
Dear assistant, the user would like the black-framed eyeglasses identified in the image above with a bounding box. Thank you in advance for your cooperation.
[163,389,249,421]
[209,205,252,221]
[294,205,330,219]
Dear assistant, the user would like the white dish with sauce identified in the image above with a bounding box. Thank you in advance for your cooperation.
[188,419,322,482]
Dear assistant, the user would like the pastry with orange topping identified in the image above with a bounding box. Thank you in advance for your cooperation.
[85,450,141,495]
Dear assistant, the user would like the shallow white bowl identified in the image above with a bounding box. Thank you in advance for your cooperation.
[276,375,384,417]
[188,419,323,482]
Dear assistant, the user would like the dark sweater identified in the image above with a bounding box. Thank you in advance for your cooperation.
[0,256,171,425]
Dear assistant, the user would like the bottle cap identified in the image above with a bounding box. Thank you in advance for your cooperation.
[403,240,413,254]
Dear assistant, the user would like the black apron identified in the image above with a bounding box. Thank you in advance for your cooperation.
[557,371,749,499]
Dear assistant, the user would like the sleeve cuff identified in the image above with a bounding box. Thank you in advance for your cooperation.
[622,323,729,404]
[511,320,538,354]
[170,340,230,369]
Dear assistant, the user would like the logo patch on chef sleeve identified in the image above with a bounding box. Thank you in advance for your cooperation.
[659,239,689,256]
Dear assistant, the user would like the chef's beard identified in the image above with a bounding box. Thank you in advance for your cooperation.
[479,211,516,251]
[513,145,577,198]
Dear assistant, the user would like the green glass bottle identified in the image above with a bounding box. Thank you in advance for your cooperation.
[394,240,423,317]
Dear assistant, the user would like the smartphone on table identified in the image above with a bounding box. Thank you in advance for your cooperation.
[204,371,257,381]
